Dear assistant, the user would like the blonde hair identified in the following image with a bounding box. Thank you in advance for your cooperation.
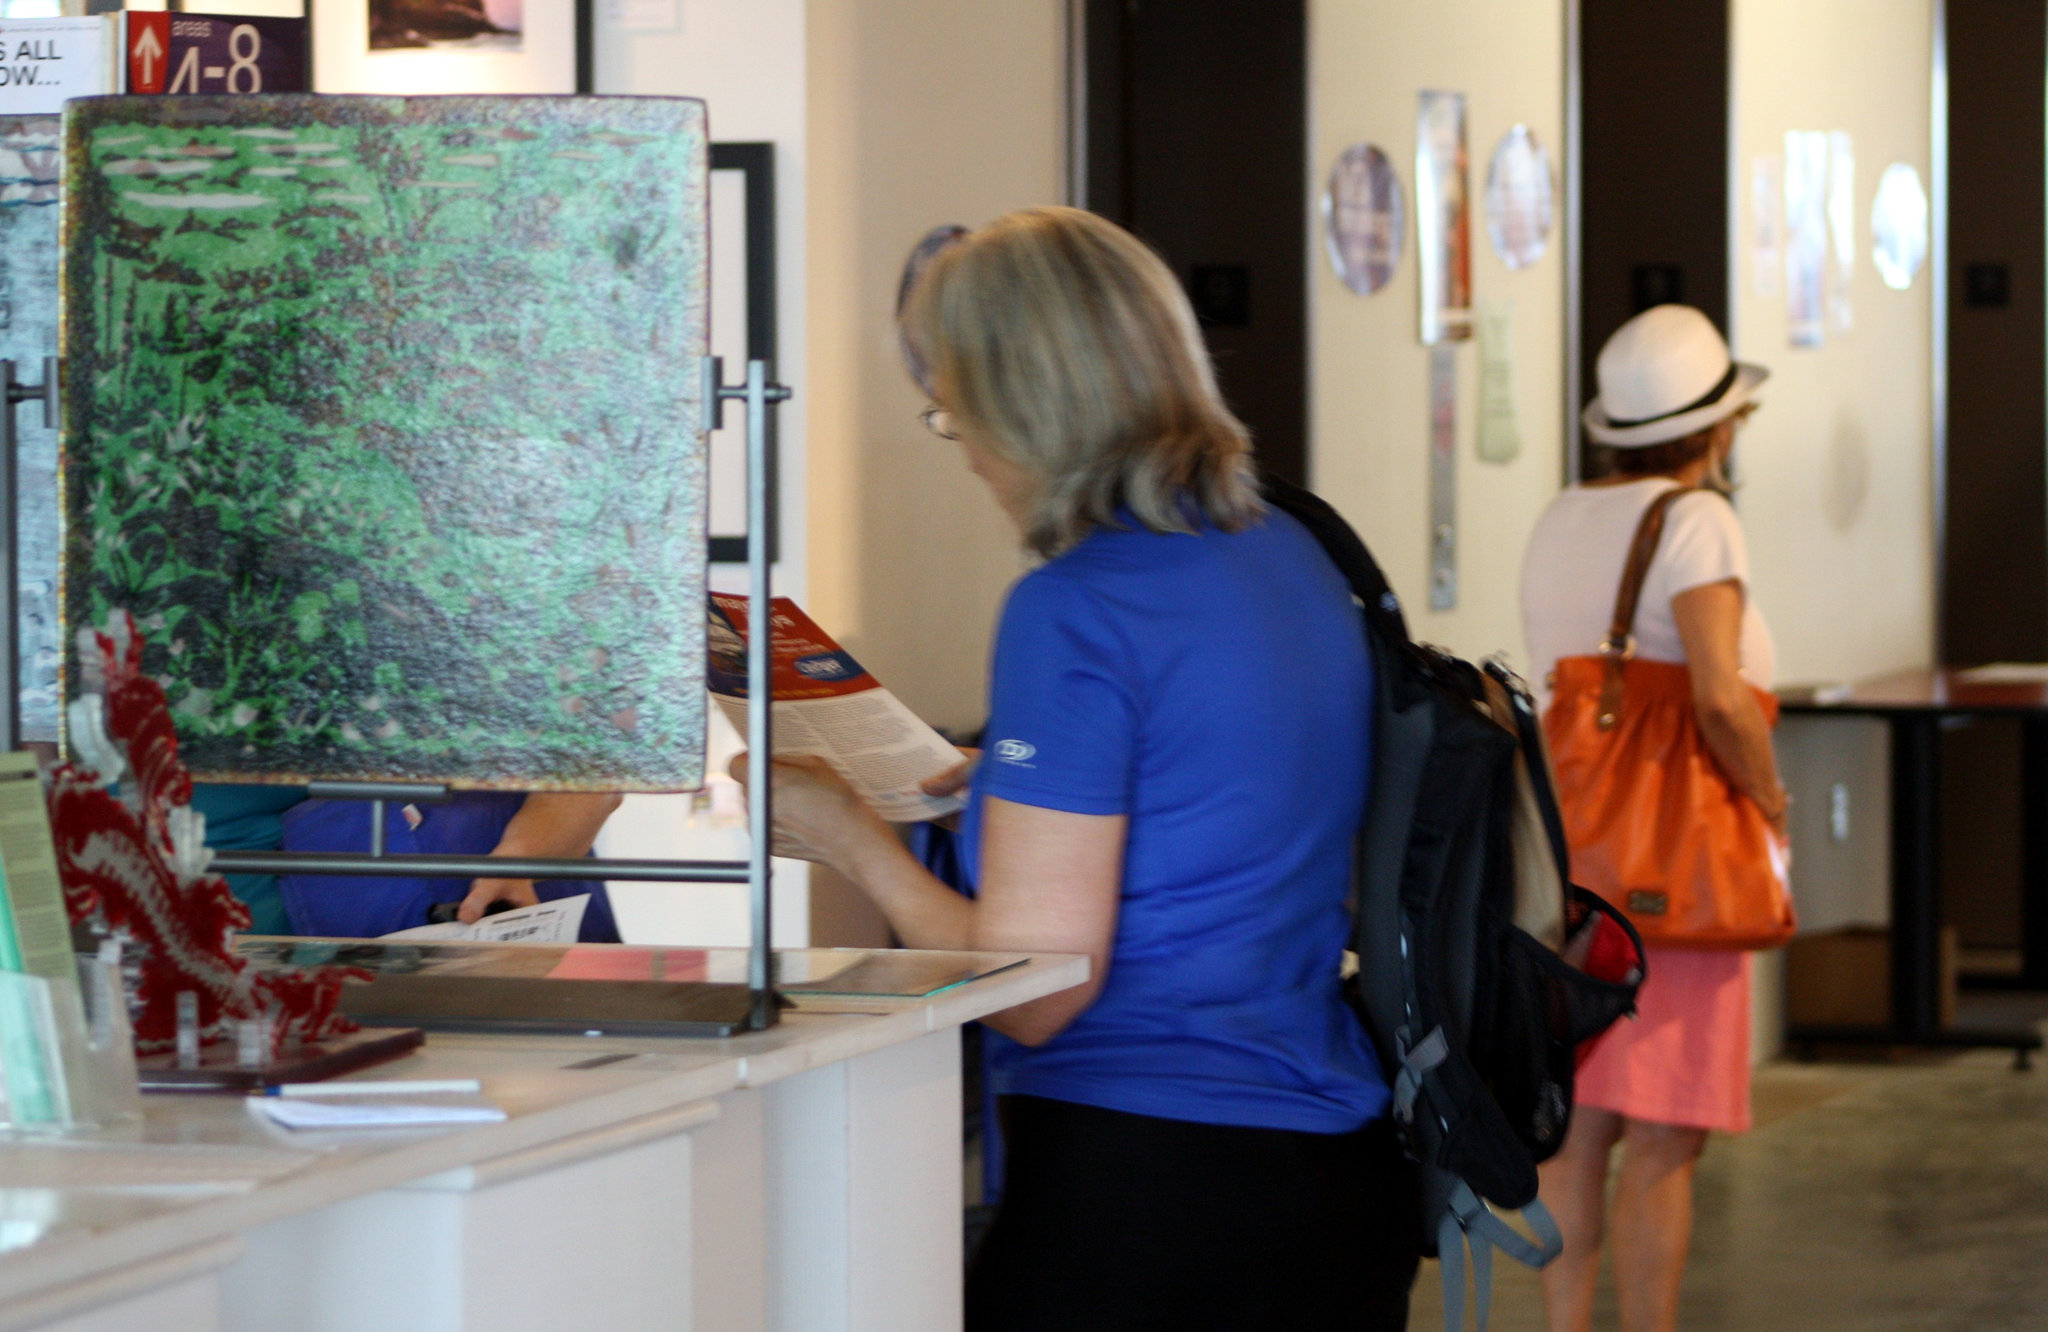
[902,206,1261,557]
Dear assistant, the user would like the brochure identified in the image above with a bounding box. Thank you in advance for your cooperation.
[0,752,85,1126]
[707,595,966,823]
[381,895,589,945]
[0,752,77,983]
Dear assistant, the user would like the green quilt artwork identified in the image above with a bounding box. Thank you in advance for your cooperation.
[62,95,708,790]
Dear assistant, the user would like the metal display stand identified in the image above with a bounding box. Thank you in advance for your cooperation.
[0,357,55,757]
[12,356,793,1033]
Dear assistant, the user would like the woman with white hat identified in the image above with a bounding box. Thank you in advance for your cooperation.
[1520,304,1788,1332]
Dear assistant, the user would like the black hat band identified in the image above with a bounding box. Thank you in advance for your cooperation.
[1602,361,1740,430]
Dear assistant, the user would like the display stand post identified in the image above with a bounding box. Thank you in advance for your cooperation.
[707,356,793,1030]
[156,359,793,1033]
[0,357,55,756]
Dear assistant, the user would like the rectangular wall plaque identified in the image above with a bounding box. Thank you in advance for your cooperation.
[1416,89,1471,346]
[62,95,710,791]
[1429,341,1457,610]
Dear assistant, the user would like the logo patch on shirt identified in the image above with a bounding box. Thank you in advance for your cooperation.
[993,738,1036,765]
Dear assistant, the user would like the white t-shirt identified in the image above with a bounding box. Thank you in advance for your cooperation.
[1520,478,1775,706]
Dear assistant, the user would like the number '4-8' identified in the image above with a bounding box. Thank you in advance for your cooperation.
[167,25,262,94]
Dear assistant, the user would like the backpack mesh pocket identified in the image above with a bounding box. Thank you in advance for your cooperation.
[1482,889,1645,1163]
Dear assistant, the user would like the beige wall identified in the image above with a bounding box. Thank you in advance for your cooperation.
[1308,0,1569,671]
[1730,0,1936,684]
[805,0,1065,735]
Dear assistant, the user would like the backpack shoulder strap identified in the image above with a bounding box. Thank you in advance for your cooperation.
[1261,472,1409,644]
[1596,485,1696,729]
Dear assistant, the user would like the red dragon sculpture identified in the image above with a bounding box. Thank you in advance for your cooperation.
[49,612,362,1056]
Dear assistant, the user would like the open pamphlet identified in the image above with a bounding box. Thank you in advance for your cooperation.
[380,894,589,945]
[707,595,966,823]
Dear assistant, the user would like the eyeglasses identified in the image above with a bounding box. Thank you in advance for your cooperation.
[919,405,960,441]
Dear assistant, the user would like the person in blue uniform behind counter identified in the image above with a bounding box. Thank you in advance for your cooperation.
[279,792,623,941]
[189,783,308,936]
[193,784,622,942]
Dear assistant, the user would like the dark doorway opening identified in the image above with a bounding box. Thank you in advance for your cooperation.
[1943,0,2047,666]
[1576,0,1729,479]
[1079,0,1308,486]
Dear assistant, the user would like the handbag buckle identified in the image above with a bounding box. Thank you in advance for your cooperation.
[1597,635,1635,662]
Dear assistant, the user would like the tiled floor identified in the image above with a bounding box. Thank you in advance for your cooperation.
[1410,1036,2048,1330]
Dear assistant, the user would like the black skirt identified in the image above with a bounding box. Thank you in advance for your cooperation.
[967,1095,1421,1332]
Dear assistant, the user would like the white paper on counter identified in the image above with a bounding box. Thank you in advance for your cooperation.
[248,1096,507,1131]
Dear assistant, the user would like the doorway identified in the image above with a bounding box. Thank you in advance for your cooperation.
[1075,0,1309,486]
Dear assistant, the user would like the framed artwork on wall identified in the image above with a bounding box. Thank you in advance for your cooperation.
[707,141,778,566]
[310,0,589,94]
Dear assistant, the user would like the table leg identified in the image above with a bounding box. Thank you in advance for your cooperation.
[2022,717,2048,989]
[1890,714,1942,1031]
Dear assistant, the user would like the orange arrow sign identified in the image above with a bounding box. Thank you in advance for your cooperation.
[128,13,168,94]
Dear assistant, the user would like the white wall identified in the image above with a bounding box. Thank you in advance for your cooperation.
[804,0,1064,736]
[1730,0,1936,685]
[1308,0,1569,671]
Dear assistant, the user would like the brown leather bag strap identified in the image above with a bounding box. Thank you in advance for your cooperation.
[1596,486,1697,729]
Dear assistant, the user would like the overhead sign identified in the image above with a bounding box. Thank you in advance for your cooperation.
[0,17,117,116]
[126,13,306,96]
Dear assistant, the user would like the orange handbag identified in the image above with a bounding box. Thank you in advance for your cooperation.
[1542,487,1796,951]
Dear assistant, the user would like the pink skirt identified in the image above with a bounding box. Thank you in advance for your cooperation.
[1575,946,1752,1133]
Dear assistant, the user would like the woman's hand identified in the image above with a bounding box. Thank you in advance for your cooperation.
[1763,790,1790,844]
[728,752,896,875]
[920,746,980,829]
[456,792,621,924]
[1673,579,1789,840]
[458,877,539,922]
[921,747,982,799]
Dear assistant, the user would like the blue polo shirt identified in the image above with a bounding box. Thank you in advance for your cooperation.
[963,505,1388,1134]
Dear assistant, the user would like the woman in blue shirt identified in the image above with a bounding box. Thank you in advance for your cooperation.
[741,207,1417,1329]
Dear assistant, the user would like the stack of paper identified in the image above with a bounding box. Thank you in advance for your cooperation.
[248,1097,506,1132]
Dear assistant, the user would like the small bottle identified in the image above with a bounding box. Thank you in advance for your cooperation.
[174,991,201,1068]
[235,1016,273,1070]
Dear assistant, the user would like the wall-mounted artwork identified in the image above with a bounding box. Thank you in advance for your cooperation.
[62,94,709,791]
[1870,162,1928,291]
[707,142,781,566]
[0,116,60,743]
[1322,143,1403,297]
[896,223,968,395]
[371,0,521,52]
[1483,125,1552,271]
[1415,90,1471,344]
[314,0,573,93]
[1826,131,1855,332]
[1783,130,1829,348]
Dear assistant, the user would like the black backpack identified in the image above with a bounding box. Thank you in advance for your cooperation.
[1264,476,1647,1330]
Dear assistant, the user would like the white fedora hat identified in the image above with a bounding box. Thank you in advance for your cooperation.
[1583,305,1768,447]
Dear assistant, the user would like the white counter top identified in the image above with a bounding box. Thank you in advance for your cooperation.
[0,949,1087,1315]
